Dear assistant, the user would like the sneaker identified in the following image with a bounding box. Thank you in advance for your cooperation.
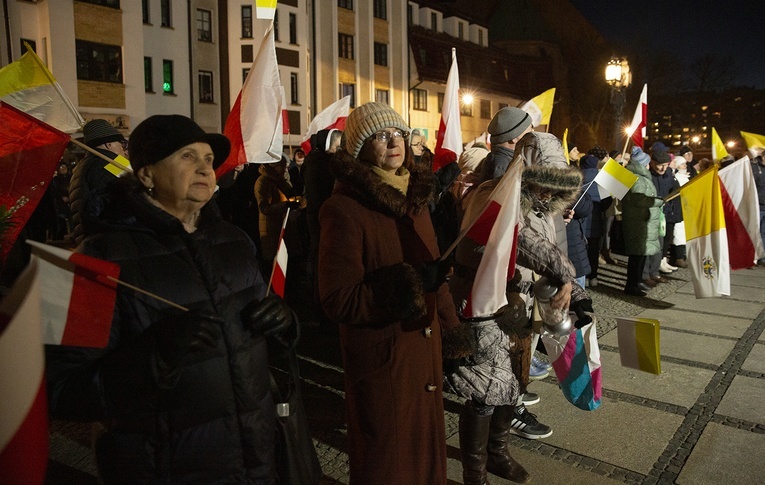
[528,365,549,381]
[588,277,599,288]
[531,355,552,371]
[522,392,540,406]
[509,404,553,439]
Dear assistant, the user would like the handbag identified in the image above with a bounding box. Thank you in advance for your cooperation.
[609,218,626,255]
[270,325,322,485]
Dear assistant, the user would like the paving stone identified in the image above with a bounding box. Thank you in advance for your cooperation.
[677,422,765,485]
[728,270,765,288]
[632,308,750,338]
[658,292,764,319]
[741,342,765,374]
[716,375,765,425]
[677,283,765,303]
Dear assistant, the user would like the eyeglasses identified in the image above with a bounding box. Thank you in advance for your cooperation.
[369,130,409,144]
[410,142,423,148]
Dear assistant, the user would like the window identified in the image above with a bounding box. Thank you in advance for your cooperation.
[197,9,212,42]
[289,13,297,44]
[431,12,437,31]
[376,89,389,105]
[76,40,122,83]
[142,0,150,23]
[78,0,119,7]
[373,0,386,20]
[243,68,250,83]
[458,22,464,40]
[144,57,152,92]
[437,92,444,113]
[338,0,353,10]
[478,29,484,45]
[338,33,354,60]
[339,83,356,108]
[162,59,174,94]
[412,88,427,111]
[461,102,473,117]
[480,99,491,119]
[290,73,298,104]
[373,42,387,67]
[242,44,253,63]
[20,39,36,55]
[160,0,171,27]
[199,71,213,103]
[242,6,253,38]
[274,11,279,41]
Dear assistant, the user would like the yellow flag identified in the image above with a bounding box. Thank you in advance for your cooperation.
[563,128,569,165]
[741,131,765,150]
[711,127,729,161]
[256,0,278,19]
[520,88,555,126]
[103,154,133,177]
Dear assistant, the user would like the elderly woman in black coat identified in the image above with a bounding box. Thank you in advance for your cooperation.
[46,115,293,484]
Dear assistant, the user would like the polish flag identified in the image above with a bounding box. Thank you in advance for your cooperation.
[218,22,284,177]
[627,84,647,148]
[718,157,765,269]
[458,157,522,318]
[27,241,120,348]
[0,260,48,484]
[433,48,463,172]
[269,209,290,298]
[300,96,351,154]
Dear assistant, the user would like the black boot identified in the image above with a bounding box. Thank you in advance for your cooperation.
[459,405,492,485]
[486,405,531,483]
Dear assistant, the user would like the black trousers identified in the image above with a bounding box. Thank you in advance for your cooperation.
[627,255,647,289]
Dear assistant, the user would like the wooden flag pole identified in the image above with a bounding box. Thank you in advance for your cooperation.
[106,276,189,311]
[70,138,132,173]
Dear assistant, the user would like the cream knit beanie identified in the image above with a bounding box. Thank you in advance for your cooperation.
[343,102,410,158]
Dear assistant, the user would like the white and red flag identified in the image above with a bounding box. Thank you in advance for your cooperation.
[459,158,523,317]
[0,260,48,483]
[217,22,284,177]
[300,96,351,154]
[27,241,120,348]
[0,102,71,263]
[627,84,647,148]
[268,208,290,298]
[433,48,463,172]
[718,156,765,269]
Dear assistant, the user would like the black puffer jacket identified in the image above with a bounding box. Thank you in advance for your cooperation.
[68,149,121,245]
[651,169,682,223]
[566,192,593,278]
[46,177,274,484]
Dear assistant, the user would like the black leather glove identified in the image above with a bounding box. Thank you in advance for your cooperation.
[156,310,222,370]
[241,294,294,338]
[415,259,451,293]
[571,298,594,329]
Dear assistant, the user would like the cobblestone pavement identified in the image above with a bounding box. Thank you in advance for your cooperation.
[46,257,765,484]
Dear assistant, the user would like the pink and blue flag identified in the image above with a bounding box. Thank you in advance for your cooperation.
[541,321,602,411]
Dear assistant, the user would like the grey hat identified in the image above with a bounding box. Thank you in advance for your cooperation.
[83,119,125,148]
[343,102,409,159]
[488,107,532,145]
[651,150,671,165]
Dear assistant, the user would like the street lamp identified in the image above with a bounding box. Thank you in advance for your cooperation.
[605,57,631,149]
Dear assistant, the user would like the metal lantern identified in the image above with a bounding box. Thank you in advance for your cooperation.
[533,277,573,336]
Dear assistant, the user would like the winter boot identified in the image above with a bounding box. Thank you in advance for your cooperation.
[486,405,531,483]
[601,249,617,265]
[459,405,493,485]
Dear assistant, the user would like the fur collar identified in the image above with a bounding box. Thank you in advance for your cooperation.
[520,163,583,215]
[329,149,434,217]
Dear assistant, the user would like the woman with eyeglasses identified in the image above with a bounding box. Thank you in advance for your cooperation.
[318,102,471,484]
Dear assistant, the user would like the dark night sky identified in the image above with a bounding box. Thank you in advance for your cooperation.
[569,0,765,89]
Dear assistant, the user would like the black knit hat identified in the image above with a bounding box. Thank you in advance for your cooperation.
[678,145,692,156]
[82,119,125,148]
[128,115,231,171]
[587,145,608,160]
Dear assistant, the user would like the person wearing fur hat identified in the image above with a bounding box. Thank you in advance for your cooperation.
[69,119,128,245]
[478,107,533,183]
[621,146,665,296]
[317,102,466,484]
[46,114,298,483]
[447,131,590,484]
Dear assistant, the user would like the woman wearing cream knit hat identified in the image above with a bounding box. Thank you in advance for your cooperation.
[318,102,471,484]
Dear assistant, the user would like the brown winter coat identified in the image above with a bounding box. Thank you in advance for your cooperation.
[318,149,461,485]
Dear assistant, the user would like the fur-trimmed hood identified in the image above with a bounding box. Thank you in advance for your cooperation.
[329,148,435,217]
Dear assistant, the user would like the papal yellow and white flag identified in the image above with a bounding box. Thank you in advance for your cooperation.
[616,317,661,375]
[711,127,729,161]
[593,157,638,199]
[520,88,555,127]
[741,131,765,151]
[680,167,730,298]
[0,48,84,133]
[255,0,277,19]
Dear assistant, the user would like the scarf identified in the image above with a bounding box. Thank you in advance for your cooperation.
[371,165,411,196]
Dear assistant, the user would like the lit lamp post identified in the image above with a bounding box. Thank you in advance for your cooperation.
[605,57,631,150]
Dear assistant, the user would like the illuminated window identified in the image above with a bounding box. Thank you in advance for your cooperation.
[162,59,173,94]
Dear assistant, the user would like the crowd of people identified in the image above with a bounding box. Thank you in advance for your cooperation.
[2,101,764,484]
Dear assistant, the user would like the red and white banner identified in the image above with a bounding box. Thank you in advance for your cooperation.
[719,156,765,269]
[627,84,647,148]
[460,157,522,317]
[433,48,463,172]
[0,260,48,484]
[218,23,284,177]
[28,241,120,348]
[269,208,290,298]
[300,96,350,154]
